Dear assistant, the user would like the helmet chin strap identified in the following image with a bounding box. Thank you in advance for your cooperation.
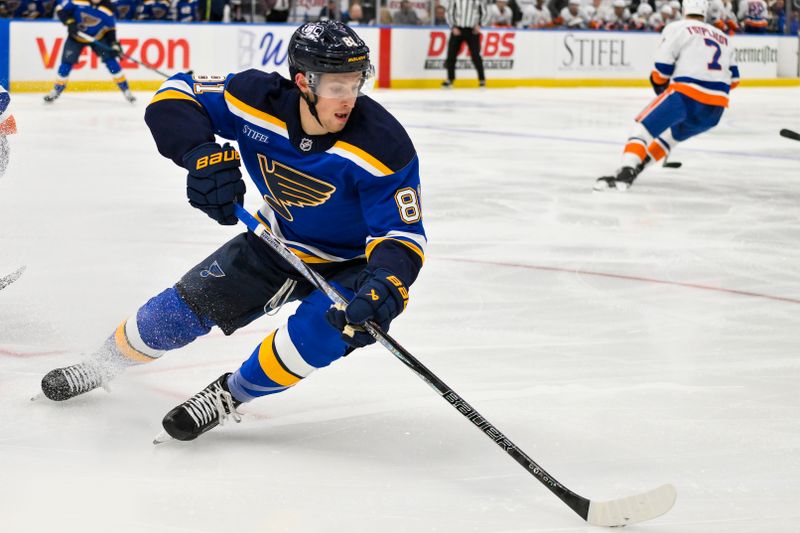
[300,89,325,129]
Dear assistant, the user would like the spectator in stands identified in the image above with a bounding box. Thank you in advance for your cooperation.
[114,0,141,19]
[378,6,393,22]
[10,0,53,17]
[629,1,653,29]
[346,2,364,23]
[518,0,553,27]
[603,0,630,29]
[174,0,199,22]
[487,0,514,25]
[434,2,448,24]
[770,0,799,33]
[708,0,738,34]
[265,0,291,22]
[739,0,770,32]
[393,0,421,24]
[319,0,341,20]
[139,0,170,19]
[647,2,670,30]
[555,0,588,27]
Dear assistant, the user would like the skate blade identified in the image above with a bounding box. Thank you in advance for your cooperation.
[30,392,45,401]
[153,430,174,445]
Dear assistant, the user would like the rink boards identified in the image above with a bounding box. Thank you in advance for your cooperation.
[1,19,798,91]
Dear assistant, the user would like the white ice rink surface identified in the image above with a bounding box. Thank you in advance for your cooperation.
[1,86,799,533]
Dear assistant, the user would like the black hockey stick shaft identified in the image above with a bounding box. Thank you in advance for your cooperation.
[76,31,171,78]
[780,128,800,141]
[233,205,592,521]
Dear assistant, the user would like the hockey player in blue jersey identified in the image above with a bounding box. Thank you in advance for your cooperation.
[40,21,427,443]
[44,0,135,104]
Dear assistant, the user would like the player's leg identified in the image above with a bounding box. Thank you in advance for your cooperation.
[44,38,84,103]
[667,97,725,151]
[159,263,365,441]
[595,89,688,191]
[40,232,313,401]
[465,30,486,86]
[443,30,464,86]
[94,40,135,103]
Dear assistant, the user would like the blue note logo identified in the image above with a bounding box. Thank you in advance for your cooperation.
[200,260,226,278]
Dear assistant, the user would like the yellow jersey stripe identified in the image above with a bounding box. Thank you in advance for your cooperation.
[150,89,200,106]
[258,331,302,387]
[365,237,425,263]
[333,141,393,176]
[114,320,157,363]
[224,90,287,131]
[290,246,335,264]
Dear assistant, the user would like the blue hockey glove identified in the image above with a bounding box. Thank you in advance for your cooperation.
[325,268,409,348]
[182,142,245,226]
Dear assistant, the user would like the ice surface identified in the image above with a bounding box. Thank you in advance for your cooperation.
[1,86,799,532]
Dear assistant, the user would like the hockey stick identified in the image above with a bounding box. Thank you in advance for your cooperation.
[233,204,676,527]
[76,31,172,79]
[0,266,25,291]
[779,128,800,141]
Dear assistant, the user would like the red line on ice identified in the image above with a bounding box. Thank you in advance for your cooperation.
[0,348,68,358]
[443,257,800,305]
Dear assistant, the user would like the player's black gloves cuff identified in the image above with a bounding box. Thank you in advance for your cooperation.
[649,74,668,95]
[182,142,245,226]
[66,20,79,38]
[325,268,409,348]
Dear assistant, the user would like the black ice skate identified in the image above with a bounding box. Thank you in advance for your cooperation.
[40,362,110,401]
[594,166,639,192]
[155,373,242,443]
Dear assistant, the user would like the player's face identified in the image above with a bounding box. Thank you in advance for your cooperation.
[312,72,362,133]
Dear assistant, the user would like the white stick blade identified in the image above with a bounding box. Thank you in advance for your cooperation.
[587,483,676,527]
[152,430,174,445]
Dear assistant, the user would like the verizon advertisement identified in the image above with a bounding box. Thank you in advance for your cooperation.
[9,22,379,85]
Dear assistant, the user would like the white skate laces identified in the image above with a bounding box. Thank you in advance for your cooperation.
[183,382,242,429]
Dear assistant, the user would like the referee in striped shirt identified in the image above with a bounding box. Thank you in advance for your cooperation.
[442,0,490,87]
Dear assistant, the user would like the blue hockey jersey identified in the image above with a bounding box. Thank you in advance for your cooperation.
[56,0,116,41]
[112,0,140,19]
[138,0,169,19]
[145,70,426,285]
[173,0,198,21]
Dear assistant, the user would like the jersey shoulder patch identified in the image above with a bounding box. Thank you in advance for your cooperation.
[224,69,296,122]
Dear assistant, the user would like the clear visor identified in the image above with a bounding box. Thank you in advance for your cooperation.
[306,66,376,99]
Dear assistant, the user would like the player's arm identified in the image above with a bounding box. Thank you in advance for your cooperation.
[55,0,79,35]
[650,27,681,94]
[145,73,244,225]
[729,61,740,89]
[326,156,426,348]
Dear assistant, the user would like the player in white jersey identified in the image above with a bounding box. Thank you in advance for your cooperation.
[595,0,740,191]
[0,84,17,177]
